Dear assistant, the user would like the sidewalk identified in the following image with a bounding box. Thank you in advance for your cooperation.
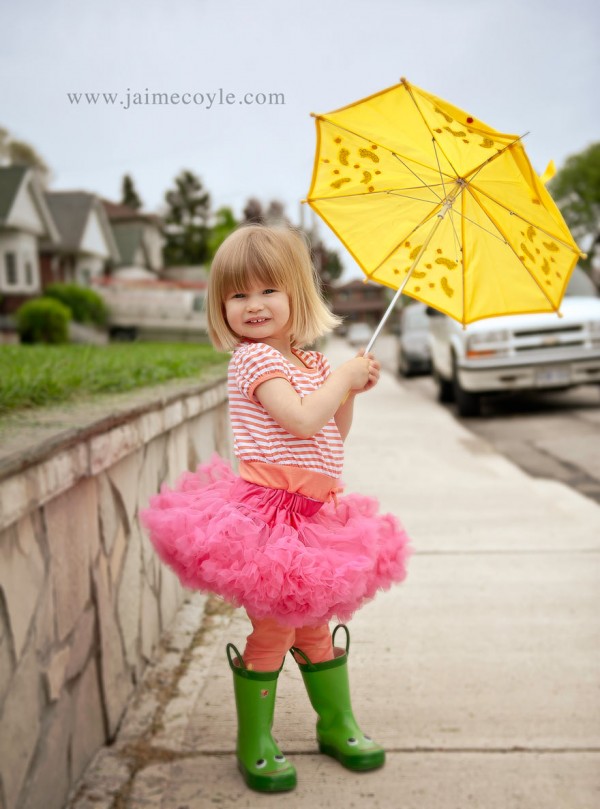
[67,337,600,809]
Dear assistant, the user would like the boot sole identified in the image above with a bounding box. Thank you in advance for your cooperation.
[238,761,297,792]
[318,741,386,771]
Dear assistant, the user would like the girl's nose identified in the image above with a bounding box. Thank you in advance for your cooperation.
[246,297,264,311]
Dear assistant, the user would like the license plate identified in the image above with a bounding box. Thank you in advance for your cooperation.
[535,366,571,386]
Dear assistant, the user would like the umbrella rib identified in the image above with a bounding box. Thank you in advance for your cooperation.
[366,180,469,278]
[466,187,559,311]
[307,186,444,204]
[447,208,463,260]
[402,80,462,180]
[448,207,509,244]
[391,154,444,202]
[385,191,443,205]
[468,183,581,253]
[463,133,529,185]
[317,114,454,187]
[432,138,448,199]
[365,208,443,279]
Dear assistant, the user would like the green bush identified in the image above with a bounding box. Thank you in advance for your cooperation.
[16,298,72,344]
[45,283,108,326]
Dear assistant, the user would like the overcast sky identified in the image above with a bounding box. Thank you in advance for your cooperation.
[2,0,599,278]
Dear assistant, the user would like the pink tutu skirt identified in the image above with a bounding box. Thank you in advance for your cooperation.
[140,454,411,627]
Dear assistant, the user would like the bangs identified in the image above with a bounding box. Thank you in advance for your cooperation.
[219,233,290,297]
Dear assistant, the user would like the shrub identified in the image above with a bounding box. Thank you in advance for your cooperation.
[44,283,108,326]
[16,298,72,344]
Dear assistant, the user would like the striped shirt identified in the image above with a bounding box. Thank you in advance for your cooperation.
[228,340,344,479]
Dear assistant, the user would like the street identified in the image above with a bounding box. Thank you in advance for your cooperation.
[372,335,600,506]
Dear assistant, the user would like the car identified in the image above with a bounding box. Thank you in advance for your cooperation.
[346,321,372,347]
[397,302,432,376]
[427,266,600,417]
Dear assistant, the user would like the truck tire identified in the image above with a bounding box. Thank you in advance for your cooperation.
[398,347,413,377]
[452,355,481,417]
[433,365,454,403]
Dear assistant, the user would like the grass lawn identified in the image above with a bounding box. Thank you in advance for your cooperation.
[0,342,228,414]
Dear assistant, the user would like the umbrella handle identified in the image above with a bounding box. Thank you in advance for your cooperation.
[365,284,405,353]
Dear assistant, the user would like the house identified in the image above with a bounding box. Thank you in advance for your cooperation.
[102,200,164,279]
[0,166,60,315]
[329,278,391,331]
[39,191,120,288]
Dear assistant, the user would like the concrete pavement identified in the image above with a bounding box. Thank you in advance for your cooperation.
[66,337,600,809]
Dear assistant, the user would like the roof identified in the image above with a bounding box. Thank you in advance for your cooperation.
[333,278,384,291]
[111,222,146,265]
[102,198,162,227]
[41,191,120,260]
[43,191,94,251]
[0,165,60,242]
[0,166,29,222]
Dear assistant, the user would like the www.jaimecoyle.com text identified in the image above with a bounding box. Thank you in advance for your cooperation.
[66,88,286,110]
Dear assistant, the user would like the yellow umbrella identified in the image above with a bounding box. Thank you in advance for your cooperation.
[306,78,584,349]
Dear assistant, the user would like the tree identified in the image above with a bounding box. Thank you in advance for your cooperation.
[163,170,211,266]
[265,200,290,227]
[0,125,51,186]
[549,142,600,271]
[121,174,143,210]
[309,239,344,297]
[207,206,238,261]
[243,197,264,224]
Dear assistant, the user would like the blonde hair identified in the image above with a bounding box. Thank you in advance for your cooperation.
[206,224,341,351]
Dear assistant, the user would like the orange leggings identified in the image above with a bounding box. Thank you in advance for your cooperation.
[243,614,334,672]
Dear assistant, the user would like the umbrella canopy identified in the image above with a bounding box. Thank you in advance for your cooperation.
[306,79,583,343]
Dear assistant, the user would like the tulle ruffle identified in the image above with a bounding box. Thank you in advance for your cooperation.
[140,454,411,627]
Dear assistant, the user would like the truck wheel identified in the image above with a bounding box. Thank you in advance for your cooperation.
[433,365,454,403]
[398,348,413,377]
[452,356,481,417]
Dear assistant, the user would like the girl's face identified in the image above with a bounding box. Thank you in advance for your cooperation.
[224,281,291,344]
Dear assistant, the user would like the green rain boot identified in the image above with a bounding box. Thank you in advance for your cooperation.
[291,624,385,771]
[226,643,297,792]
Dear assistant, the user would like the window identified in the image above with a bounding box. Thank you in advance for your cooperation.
[24,260,34,286]
[5,252,18,286]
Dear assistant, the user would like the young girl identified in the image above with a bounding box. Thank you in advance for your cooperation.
[141,225,411,793]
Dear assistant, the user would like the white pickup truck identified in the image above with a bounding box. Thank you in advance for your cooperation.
[427,267,600,416]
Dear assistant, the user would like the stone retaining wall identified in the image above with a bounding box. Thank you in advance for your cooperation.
[0,376,232,809]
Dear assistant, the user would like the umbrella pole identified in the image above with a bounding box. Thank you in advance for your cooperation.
[365,213,447,353]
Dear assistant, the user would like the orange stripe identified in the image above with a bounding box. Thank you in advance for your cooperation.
[228,343,344,478]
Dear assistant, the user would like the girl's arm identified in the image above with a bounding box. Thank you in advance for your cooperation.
[334,391,356,441]
[255,357,371,439]
[333,351,380,441]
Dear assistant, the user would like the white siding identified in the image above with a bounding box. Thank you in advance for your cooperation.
[0,232,41,293]
[79,209,112,259]
[142,226,164,271]
[6,180,47,236]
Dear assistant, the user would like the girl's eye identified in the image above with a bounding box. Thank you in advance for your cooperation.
[263,289,276,295]
[231,292,245,299]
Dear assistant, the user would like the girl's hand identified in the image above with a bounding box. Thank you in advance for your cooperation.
[354,349,380,393]
[342,356,371,391]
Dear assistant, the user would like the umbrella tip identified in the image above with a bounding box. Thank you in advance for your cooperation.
[400,76,408,85]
